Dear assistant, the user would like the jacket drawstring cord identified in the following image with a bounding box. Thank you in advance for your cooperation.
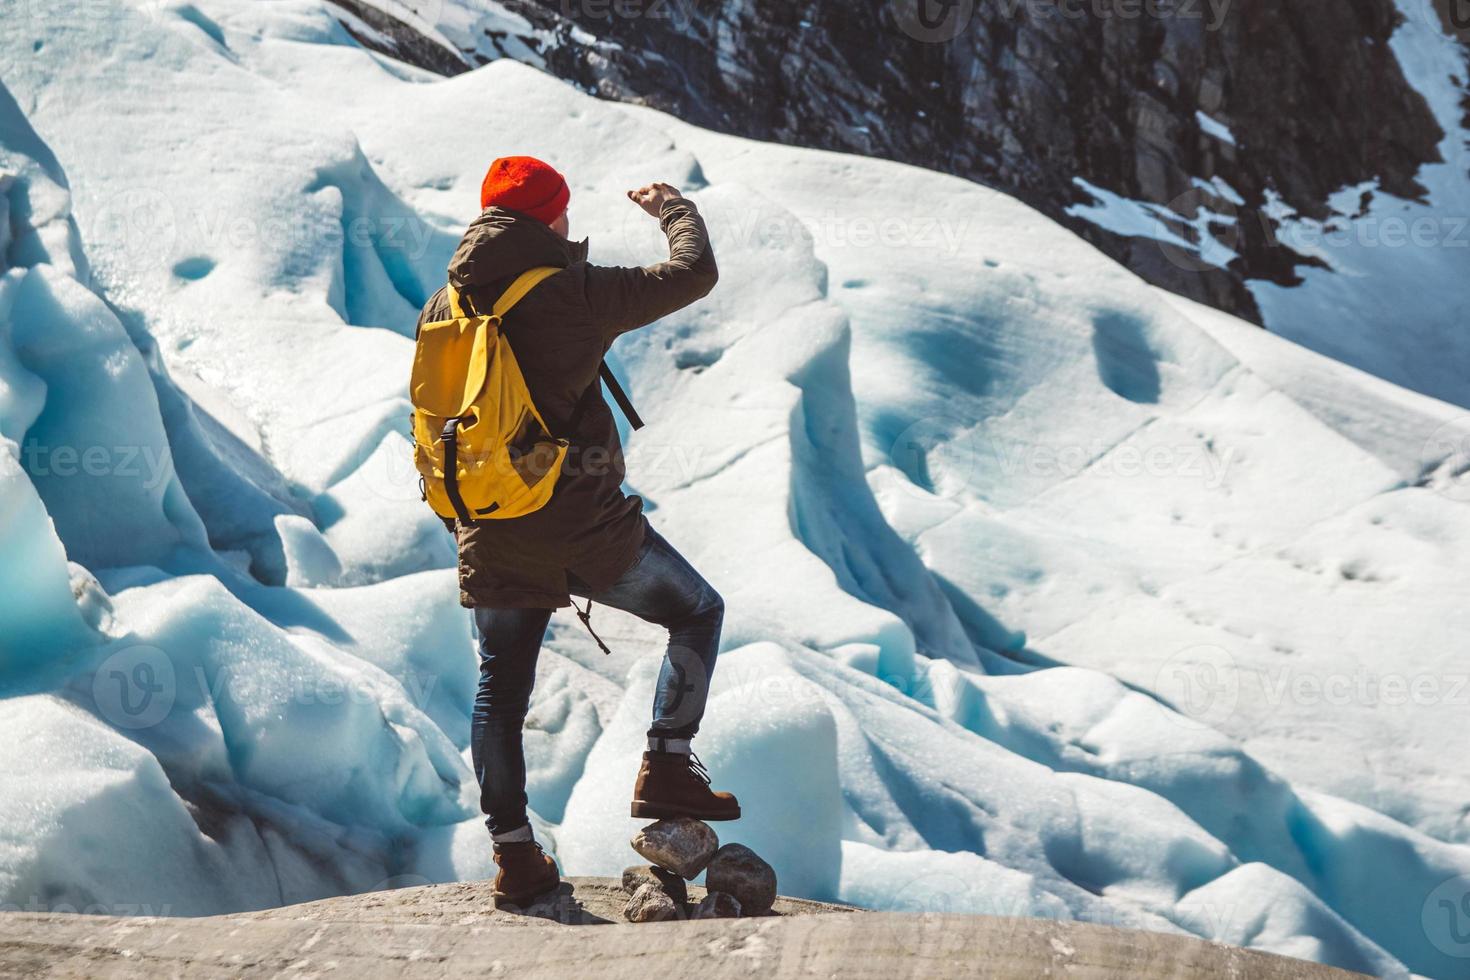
[571,598,612,656]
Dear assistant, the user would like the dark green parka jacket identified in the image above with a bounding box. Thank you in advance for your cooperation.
[415,198,718,608]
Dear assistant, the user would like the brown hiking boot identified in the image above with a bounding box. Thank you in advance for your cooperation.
[492,840,561,908]
[631,751,741,821]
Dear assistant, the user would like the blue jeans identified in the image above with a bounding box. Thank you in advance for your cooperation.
[470,527,724,836]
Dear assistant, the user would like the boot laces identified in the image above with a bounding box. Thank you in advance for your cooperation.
[687,752,712,785]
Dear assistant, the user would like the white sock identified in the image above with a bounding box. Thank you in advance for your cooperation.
[491,823,533,844]
[648,735,691,754]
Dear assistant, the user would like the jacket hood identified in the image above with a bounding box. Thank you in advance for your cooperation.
[447,206,589,289]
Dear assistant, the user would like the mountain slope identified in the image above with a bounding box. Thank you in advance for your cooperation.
[329,0,1470,408]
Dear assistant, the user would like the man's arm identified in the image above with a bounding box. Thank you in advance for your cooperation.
[583,183,718,342]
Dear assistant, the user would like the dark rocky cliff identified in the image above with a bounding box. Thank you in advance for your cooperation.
[334,0,1470,327]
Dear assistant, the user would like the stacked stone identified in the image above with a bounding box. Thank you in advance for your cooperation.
[620,818,777,923]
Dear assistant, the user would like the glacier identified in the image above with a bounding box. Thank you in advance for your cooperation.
[1,1,1469,977]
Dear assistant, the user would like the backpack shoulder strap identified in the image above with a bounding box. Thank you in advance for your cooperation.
[566,361,645,435]
[493,266,562,318]
[472,265,646,437]
[442,265,561,321]
[445,283,469,319]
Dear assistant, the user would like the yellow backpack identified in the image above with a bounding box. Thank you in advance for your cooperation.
[410,265,573,524]
[411,264,646,526]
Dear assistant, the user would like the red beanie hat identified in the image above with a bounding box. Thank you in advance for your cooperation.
[479,156,570,225]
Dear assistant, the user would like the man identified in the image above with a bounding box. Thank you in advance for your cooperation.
[415,156,738,908]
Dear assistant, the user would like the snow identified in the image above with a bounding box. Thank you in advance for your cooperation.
[341,0,550,69]
[275,513,343,587]
[1066,175,1243,271]
[0,695,270,916]
[1174,862,1398,977]
[0,2,1467,977]
[1194,110,1237,146]
[1066,177,1200,254]
[7,264,204,570]
[837,840,1071,920]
